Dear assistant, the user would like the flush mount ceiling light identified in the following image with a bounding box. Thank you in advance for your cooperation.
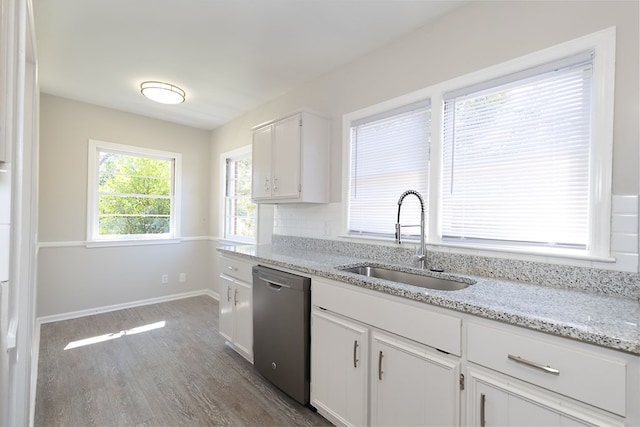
[140,81,185,105]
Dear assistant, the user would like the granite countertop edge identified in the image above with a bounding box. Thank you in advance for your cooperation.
[218,245,640,356]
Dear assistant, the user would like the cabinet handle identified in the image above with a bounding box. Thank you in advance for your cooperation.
[234,289,238,306]
[273,177,278,191]
[227,286,232,302]
[264,177,270,192]
[480,393,486,427]
[378,351,384,380]
[227,266,237,271]
[507,354,560,375]
[353,340,359,368]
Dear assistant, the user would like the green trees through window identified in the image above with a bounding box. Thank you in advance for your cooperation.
[97,151,173,236]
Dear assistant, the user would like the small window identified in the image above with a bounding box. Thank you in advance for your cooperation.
[348,101,430,239]
[222,147,256,243]
[441,51,593,250]
[87,140,181,243]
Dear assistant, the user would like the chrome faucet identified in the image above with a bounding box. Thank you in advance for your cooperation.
[395,190,426,269]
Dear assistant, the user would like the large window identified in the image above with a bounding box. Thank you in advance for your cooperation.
[441,51,593,250]
[344,28,615,260]
[348,101,430,239]
[222,147,256,243]
[87,140,181,243]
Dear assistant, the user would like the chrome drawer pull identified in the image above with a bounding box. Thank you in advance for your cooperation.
[508,354,560,375]
[480,393,486,427]
[353,340,359,368]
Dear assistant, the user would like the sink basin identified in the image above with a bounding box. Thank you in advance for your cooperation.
[339,265,471,291]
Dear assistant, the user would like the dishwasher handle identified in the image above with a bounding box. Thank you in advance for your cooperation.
[253,266,309,291]
[267,280,291,290]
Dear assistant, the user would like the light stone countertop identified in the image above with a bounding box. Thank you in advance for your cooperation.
[219,244,640,356]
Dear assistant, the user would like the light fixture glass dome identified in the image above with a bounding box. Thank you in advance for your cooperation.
[140,81,185,104]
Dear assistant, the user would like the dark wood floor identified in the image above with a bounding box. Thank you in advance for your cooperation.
[35,295,330,427]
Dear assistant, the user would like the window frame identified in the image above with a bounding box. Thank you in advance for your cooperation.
[86,139,182,247]
[348,100,431,240]
[342,27,616,262]
[220,145,256,244]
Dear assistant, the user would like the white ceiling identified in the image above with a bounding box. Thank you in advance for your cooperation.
[34,0,466,130]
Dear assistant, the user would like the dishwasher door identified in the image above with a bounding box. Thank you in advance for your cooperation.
[252,265,311,405]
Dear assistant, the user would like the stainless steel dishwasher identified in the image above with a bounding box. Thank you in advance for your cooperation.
[252,265,311,405]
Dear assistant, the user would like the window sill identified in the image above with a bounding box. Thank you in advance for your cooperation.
[85,238,181,248]
[218,237,256,245]
[338,234,616,265]
[434,240,616,264]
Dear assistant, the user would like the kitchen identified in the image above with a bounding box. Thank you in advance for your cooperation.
[1,0,639,426]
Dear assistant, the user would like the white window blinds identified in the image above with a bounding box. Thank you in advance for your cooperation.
[349,101,430,238]
[441,51,593,249]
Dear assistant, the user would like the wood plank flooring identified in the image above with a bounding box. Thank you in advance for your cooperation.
[35,295,331,427]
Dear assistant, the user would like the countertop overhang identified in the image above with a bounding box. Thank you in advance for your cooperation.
[219,244,640,355]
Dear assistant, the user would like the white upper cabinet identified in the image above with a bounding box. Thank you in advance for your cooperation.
[251,111,329,204]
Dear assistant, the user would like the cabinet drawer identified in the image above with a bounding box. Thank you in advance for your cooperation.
[467,322,626,416]
[219,254,253,283]
[313,278,461,356]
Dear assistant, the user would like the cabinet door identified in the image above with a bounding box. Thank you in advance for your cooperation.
[371,331,460,427]
[271,114,301,199]
[218,274,235,343]
[311,309,368,427]
[252,125,272,200]
[467,368,612,427]
[233,279,253,362]
[475,379,564,426]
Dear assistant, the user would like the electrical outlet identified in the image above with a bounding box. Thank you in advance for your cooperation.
[179,273,186,283]
[161,274,169,284]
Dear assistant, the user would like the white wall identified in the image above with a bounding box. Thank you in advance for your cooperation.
[37,94,213,317]
[209,0,639,271]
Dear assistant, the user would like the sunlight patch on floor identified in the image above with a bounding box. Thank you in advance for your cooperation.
[64,320,166,350]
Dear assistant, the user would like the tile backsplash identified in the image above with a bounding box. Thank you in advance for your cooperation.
[610,195,639,272]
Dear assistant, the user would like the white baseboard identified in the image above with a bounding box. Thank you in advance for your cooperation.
[37,289,217,324]
[205,289,220,301]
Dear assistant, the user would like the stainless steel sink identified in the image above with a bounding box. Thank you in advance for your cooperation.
[339,265,471,291]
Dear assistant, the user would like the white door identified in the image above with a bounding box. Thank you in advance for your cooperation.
[468,370,598,427]
[271,114,301,199]
[218,274,235,343]
[251,125,272,200]
[233,279,253,362]
[311,309,369,427]
[371,331,460,427]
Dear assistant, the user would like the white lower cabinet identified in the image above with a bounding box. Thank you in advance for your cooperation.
[371,330,460,426]
[311,308,369,427]
[309,277,639,426]
[218,254,254,362]
[467,367,622,427]
[310,285,461,427]
[466,321,633,427]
